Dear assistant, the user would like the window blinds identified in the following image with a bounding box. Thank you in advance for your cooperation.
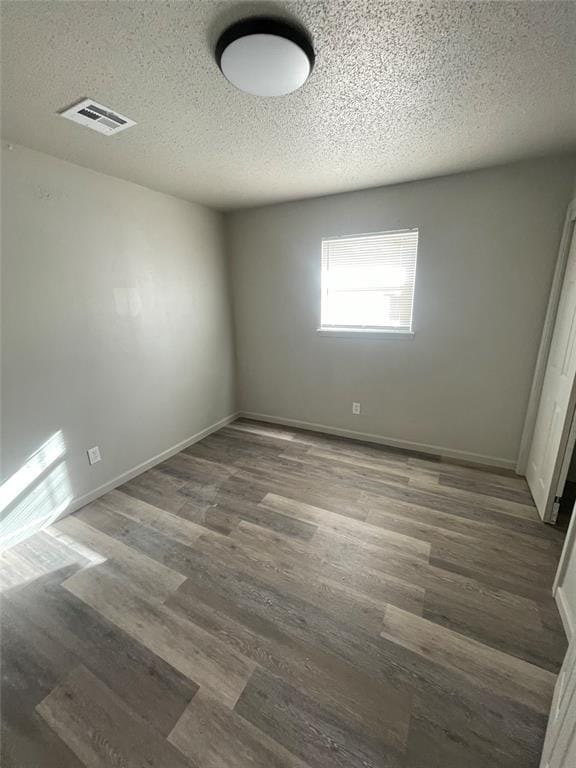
[321,228,419,332]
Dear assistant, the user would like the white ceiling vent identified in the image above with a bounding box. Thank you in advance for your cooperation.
[59,98,136,136]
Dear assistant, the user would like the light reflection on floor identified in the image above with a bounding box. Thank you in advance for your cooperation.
[0,431,73,552]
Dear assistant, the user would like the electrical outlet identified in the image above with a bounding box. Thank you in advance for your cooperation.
[87,446,101,465]
[352,402,361,415]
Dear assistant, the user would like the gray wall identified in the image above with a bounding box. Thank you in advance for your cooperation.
[1,144,235,542]
[228,156,576,466]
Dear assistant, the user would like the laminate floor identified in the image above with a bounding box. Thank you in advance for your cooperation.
[1,419,569,768]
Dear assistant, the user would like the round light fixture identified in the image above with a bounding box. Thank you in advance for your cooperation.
[216,18,314,97]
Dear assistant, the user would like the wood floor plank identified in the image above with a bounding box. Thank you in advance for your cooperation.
[168,549,557,765]
[362,480,561,541]
[169,689,310,768]
[37,665,193,768]
[423,586,567,672]
[365,494,562,554]
[91,490,377,624]
[0,530,90,591]
[408,470,540,521]
[54,513,186,601]
[292,446,411,476]
[169,472,298,537]
[232,519,541,630]
[71,505,413,746]
[429,535,558,590]
[241,454,410,503]
[377,632,554,766]
[1,595,84,768]
[170,545,419,697]
[77,493,425,619]
[233,519,427,584]
[4,569,198,735]
[200,486,319,540]
[179,526,398,633]
[63,562,255,707]
[120,466,192,513]
[1,717,85,768]
[158,450,236,485]
[177,497,240,534]
[1,418,568,768]
[230,521,426,613]
[260,492,431,559]
[233,467,367,520]
[184,431,301,468]
[2,595,77,709]
[167,584,412,748]
[409,455,529,488]
[96,489,206,547]
[403,688,548,768]
[235,668,404,768]
[428,554,558,605]
[380,605,556,714]
[280,448,412,487]
[227,421,297,442]
[438,471,535,505]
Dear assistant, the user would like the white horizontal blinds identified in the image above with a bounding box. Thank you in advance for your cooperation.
[321,229,418,331]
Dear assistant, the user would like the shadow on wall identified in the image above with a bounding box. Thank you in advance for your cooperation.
[0,431,73,552]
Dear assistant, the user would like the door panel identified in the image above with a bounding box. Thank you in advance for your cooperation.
[540,637,576,767]
[527,231,576,522]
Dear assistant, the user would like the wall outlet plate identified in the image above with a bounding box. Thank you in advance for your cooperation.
[352,402,361,415]
[87,446,101,465]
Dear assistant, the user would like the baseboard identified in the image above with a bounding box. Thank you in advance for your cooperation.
[238,410,517,470]
[60,412,239,521]
[555,586,575,640]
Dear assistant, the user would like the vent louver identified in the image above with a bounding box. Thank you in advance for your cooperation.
[59,98,136,136]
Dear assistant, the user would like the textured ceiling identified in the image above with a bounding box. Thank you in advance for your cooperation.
[1,1,575,210]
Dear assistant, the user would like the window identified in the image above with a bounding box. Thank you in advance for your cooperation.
[320,228,419,336]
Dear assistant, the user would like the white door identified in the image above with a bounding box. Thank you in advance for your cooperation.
[527,230,576,522]
[540,637,576,767]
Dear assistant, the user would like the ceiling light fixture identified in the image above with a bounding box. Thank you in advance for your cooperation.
[215,17,314,97]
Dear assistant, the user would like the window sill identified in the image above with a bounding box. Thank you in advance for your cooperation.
[316,328,415,340]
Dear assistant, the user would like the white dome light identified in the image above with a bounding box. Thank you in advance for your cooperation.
[216,18,314,98]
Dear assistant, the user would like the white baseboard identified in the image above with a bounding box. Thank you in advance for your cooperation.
[60,412,239,521]
[238,410,517,470]
[556,586,575,640]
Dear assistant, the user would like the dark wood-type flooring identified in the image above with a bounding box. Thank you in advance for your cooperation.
[1,419,569,767]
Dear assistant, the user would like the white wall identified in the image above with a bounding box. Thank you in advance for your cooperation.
[228,156,576,466]
[1,144,235,545]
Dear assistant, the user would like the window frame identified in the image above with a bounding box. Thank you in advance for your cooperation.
[316,228,419,340]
